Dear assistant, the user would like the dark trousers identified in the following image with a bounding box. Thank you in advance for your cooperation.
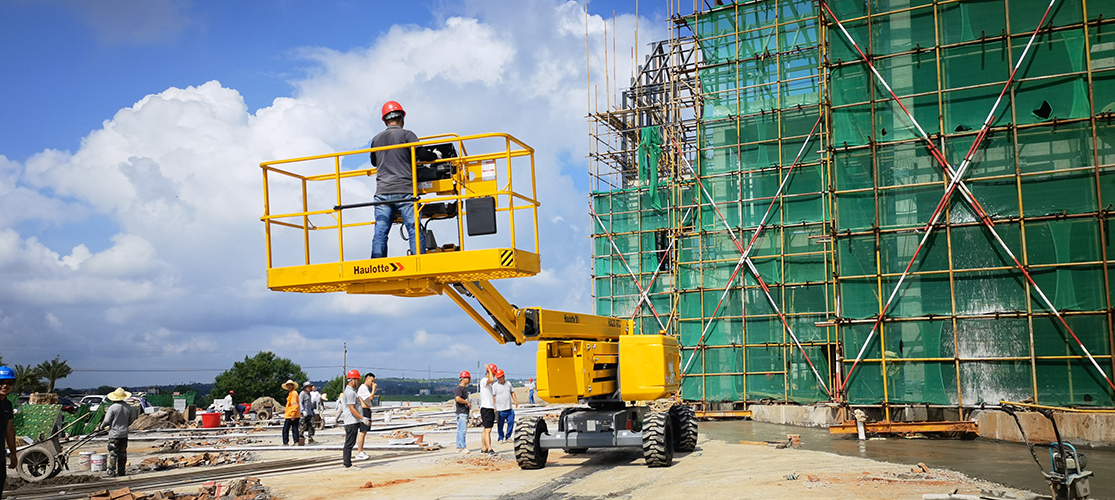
[107,437,128,476]
[343,423,360,467]
[301,415,316,439]
[282,418,300,445]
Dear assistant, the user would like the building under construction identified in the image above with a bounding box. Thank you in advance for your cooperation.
[588,0,1115,422]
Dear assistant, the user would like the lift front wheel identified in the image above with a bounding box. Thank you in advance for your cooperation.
[514,416,549,470]
[642,411,674,467]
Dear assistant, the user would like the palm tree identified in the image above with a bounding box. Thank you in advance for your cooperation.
[14,364,44,394]
[35,357,72,392]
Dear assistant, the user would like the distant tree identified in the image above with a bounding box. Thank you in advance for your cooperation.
[95,385,116,395]
[172,385,194,395]
[321,375,344,401]
[14,364,44,394]
[35,356,72,392]
[212,352,307,403]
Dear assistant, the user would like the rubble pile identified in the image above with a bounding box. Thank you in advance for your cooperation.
[382,430,413,439]
[439,453,515,471]
[87,477,272,500]
[137,452,251,471]
[131,409,187,431]
[158,437,257,452]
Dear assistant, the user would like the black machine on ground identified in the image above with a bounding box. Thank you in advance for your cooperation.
[1001,404,1095,499]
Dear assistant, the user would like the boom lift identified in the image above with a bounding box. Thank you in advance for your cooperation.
[260,133,696,468]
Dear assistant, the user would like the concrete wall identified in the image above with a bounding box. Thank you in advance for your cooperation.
[971,410,1115,448]
[747,404,841,428]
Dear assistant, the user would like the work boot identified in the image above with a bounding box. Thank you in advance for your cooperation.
[297,438,305,446]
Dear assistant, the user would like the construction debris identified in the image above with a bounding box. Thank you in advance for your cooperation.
[131,409,187,431]
[86,477,272,500]
[439,453,515,471]
[137,452,252,471]
[158,437,257,452]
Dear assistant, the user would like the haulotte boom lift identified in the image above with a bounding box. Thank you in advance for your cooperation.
[259,132,697,468]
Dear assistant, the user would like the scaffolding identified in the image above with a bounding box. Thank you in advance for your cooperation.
[588,0,1115,417]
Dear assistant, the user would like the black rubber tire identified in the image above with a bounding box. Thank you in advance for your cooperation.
[563,448,589,454]
[17,446,58,482]
[642,411,674,467]
[670,404,698,452]
[256,410,271,421]
[514,416,549,470]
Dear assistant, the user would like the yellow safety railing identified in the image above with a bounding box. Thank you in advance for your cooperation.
[260,132,539,271]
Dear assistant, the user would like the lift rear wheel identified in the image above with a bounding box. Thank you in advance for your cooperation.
[642,411,674,467]
[670,404,698,452]
[17,446,60,482]
[514,416,549,470]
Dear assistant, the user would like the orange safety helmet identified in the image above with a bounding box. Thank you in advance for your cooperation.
[346,369,361,380]
[495,369,505,378]
[486,363,497,373]
[381,101,405,121]
[459,371,471,379]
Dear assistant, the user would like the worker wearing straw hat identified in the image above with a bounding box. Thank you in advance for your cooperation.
[281,379,302,446]
[98,388,136,476]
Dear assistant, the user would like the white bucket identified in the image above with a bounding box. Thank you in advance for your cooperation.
[90,453,107,472]
[78,451,95,470]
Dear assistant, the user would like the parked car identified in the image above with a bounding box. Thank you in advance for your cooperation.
[79,395,106,411]
[57,397,79,414]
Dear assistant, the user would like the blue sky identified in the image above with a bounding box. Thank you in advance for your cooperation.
[0,0,667,389]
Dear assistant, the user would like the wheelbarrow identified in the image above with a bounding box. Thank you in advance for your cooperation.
[16,414,105,482]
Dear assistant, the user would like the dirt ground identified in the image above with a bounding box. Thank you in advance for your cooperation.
[257,428,1031,500]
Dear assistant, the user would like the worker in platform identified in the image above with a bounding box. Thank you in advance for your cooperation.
[281,379,301,446]
[341,370,372,469]
[355,372,378,460]
[0,367,18,491]
[369,100,423,258]
[493,369,518,443]
[454,371,471,453]
[299,382,316,443]
[100,387,137,477]
[479,363,497,455]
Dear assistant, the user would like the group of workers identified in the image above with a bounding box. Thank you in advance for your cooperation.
[278,379,329,447]
[454,364,526,455]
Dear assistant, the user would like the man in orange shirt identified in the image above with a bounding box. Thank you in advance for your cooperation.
[282,379,302,446]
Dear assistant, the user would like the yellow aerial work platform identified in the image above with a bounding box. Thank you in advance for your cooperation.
[260,132,541,298]
[260,131,691,470]
[258,130,679,396]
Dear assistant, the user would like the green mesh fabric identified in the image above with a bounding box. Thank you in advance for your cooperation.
[592,0,1115,407]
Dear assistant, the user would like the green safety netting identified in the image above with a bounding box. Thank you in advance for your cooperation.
[592,0,1115,407]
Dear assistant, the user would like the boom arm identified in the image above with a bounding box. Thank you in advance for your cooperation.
[442,280,630,345]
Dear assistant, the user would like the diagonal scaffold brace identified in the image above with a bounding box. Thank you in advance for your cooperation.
[589,203,669,332]
[820,0,1115,395]
[673,115,831,397]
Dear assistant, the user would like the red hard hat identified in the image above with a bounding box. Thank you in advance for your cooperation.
[459,371,471,379]
[495,369,505,378]
[229,390,234,394]
[381,101,405,121]
[346,369,361,380]
[487,363,497,373]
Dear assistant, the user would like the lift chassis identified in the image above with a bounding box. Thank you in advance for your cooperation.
[259,132,696,469]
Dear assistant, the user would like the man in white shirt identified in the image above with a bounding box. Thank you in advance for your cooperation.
[525,378,536,404]
[341,370,371,469]
[355,372,377,460]
[219,390,237,423]
[493,369,517,443]
[479,363,497,455]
